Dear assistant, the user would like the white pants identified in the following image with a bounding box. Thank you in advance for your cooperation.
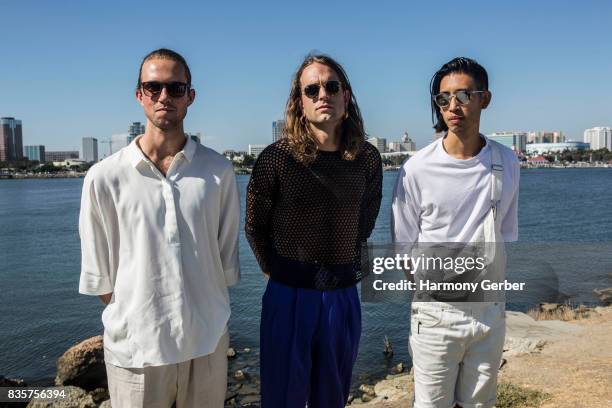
[409,302,505,408]
[105,331,229,408]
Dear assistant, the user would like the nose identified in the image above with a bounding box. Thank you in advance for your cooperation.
[157,86,171,101]
[318,83,330,100]
[448,94,460,111]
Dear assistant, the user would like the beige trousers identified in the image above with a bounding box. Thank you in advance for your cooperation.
[105,332,229,408]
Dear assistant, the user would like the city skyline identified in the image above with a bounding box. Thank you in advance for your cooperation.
[2,2,612,153]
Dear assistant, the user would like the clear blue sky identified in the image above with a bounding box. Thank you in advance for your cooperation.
[2,1,611,155]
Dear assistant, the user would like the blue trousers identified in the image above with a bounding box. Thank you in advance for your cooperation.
[260,279,362,408]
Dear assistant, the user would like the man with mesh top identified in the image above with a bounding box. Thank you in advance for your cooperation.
[391,57,520,408]
[245,53,383,407]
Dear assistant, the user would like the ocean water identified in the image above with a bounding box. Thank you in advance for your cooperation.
[1,168,611,383]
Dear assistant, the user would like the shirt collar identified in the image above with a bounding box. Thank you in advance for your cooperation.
[128,134,196,168]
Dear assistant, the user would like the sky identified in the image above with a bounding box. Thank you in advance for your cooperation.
[1,1,611,156]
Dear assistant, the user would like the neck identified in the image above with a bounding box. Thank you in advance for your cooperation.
[443,128,484,159]
[309,122,341,151]
[139,122,186,161]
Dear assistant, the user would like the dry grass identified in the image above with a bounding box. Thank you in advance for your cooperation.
[496,382,551,408]
[526,303,592,321]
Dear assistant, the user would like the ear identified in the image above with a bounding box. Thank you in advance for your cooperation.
[187,88,196,107]
[135,89,144,107]
[481,91,492,110]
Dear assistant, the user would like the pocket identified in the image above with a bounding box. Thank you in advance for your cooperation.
[411,307,442,329]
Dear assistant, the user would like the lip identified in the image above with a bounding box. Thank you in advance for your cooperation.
[317,104,334,111]
[448,116,463,123]
[156,107,175,112]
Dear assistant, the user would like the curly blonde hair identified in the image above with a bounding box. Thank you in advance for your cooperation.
[284,53,366,165]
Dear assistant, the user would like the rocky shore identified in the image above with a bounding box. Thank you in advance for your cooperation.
[4,290,611,407]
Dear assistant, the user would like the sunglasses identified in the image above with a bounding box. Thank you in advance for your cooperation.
[433,90,486,108]
[141,81,190,98]
[302,80,342,99]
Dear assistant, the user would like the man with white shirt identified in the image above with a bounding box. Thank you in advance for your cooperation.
[391,57,519,408]
[79,48,240,407]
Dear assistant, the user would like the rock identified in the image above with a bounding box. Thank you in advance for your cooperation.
[243,347,251,353]
[88,387,109,404]
[233,370,246,381]
[0,375,27,387]
[394,362,405,374]
[236,384,258,396]
[593,287,612,305]
[27,385,96,408]
[499,358,507,370]
[239,394,260,405]
[373,373,414,402]
[383,335,393,358]
[227,347,237,358]
[99,400,112,408]
[347,393,355,404]
[55,336,106,391]
[539,302,560,313]
[361,393,374,402]
[359,384,376,397]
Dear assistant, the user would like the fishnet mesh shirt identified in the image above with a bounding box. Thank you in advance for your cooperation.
[245,138,382,286]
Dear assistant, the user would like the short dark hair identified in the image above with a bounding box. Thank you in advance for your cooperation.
[136,48,192,90]
[430,57,489,133]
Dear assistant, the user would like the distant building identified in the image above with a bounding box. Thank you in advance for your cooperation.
[54,158,87,167]
[488,131,527,153]
[0,117,23,161]
[46,151,79,162]
[187,132,201,144]
[223,149,236,157]
[583,127,612,150]
[367,137,387,153]
[24,145,46,162]
[527,131,565,144]
[526,155,549,166]
[111,133,131,154]
[273,120,286,142]
[82,137,98,162]
[128,122,145,144]
[526,141,590,155]
[389,132,416,152]
[248,144,267,158]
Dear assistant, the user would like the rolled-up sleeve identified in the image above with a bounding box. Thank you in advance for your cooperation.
[218,165,241,286]
[79,172,113,295]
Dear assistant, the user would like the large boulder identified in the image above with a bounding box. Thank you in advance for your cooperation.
[594,287,612,305]
[0,375,26,387]
[55,336,106,391]
[26,386,96,408]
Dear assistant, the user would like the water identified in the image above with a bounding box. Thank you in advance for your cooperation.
[1,168,611,383]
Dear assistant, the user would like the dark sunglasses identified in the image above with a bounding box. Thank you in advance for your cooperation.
[433,90,485,108]
[141,81,190,98]
[302,80,342,99]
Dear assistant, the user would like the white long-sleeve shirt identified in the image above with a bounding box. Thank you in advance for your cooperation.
[79,135,240,368]
[391,136,519,245]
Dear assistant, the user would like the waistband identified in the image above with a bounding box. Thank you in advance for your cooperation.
[268,248,360,290]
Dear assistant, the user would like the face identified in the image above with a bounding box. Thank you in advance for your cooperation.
[299,62,349,128]
[136,58,195,131]
[438,72,490,136]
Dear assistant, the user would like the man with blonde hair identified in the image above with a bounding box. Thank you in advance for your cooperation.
[246,53,383,408]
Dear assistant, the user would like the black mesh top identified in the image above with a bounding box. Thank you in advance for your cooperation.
[245,138,383,289]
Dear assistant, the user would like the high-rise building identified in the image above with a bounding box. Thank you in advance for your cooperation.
[46,151,79,162]
[24,145,45,162]
[367,137,387,153]
[111,133,131,154]
[488,131,527,153]
[0,117,23,161]
[248,144,267,158]
[527,131,565,144]
[82,137,98,163]
[128,122,145,144]
[272,120,286,142]
[583,127,612,150]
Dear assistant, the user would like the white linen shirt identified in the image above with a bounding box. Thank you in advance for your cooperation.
[79,135,240,368]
